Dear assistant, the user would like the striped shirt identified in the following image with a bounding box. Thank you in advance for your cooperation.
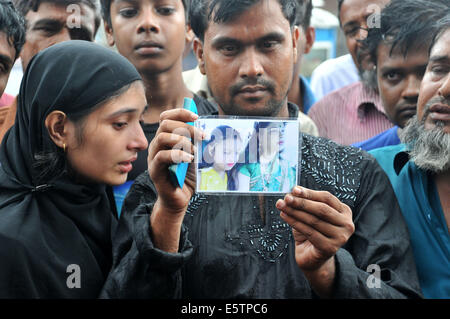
[308,81,394,145]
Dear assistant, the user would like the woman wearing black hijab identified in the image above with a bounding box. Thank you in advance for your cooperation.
[0,40,148,298]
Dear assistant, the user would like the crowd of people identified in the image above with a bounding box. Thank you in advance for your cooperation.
[0,0,448,299]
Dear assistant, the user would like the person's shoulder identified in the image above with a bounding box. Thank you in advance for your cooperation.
[369,143,406,159]
[300,134,379,204]
[301,134,370,161]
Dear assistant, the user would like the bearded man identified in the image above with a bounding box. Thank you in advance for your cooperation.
[370,15,450,299]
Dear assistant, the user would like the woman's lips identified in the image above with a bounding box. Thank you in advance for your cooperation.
[119,157,137,174]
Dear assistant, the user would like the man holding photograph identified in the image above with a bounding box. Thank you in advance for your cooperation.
[102,0,422,299]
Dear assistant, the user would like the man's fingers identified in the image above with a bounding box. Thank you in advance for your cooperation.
[158,119,205,142]
[277,199,341,238]
[280,193,346,227]
[159,108,198,123]
[292,186,346,214]
[280,212,338,256]
[151,132,195,155]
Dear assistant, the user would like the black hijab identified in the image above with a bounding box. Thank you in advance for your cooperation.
[0,41,141,298]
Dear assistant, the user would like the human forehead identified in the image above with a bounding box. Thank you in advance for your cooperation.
[204,0,291,44]
[25,2,96,24]
[377,43,429,68]
[429,28,450,61]
[340,0,387,25]
[0,32,16,61]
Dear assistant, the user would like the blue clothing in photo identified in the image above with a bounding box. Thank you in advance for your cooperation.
[300,76,317,114]
[352,126,400,151]
[371,145,450,298]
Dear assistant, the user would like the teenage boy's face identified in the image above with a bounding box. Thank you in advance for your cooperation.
[194,0,299,117]
[106,0,187,74]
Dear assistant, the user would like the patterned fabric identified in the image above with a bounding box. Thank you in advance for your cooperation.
[239,159,297,192]
[309,82,394,145]
[102,127,422,299]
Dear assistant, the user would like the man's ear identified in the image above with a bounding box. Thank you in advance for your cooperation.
[303,26,316,54]
[193,38,206,75]
[103,20,116,47]
[292,26,300,63]
[44,111,72,150]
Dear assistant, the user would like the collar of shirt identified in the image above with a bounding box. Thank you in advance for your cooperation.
[299,76,317,114]
[353,82,385,120]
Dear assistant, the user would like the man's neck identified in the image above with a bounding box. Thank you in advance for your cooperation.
[218,101,290,118]
[434,170,450,234]
[288,73,303,112]
[140,61,193,123]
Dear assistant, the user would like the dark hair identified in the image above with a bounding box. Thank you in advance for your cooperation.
[429,14,450,55]
[296,0,312,31]
[189,0,298,41]
[33,82,136,184]
[337,0,344,25]
[101,0,189,27]
[13,0,101,33]
[0,0,26,59]
[362,0,450,66]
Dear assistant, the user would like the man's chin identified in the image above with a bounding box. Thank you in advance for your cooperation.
[220,98,284,117]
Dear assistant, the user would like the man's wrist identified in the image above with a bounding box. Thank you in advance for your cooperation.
[301,256,336,298]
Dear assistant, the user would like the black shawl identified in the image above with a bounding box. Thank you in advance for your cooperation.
[0,41,141,298]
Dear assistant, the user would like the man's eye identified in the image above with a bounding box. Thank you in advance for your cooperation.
[220,45,238,55]
[119,8,138,18]
[345,27,359,37]
[262,41,278,50]
[385,71,401,82]
[35,26,58,35]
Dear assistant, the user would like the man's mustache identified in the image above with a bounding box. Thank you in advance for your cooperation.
[421,96,450,123]
[229,78,276,96]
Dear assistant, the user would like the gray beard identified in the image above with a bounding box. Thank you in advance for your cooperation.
[399,115,450,173]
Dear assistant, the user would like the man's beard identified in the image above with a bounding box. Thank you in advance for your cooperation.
[210,77,289,117]
[399,115,450,173]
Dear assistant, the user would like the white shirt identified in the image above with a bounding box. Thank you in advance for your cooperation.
[309,54,359,100]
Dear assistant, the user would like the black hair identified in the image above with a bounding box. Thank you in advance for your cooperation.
[362,0,450,66]
[13,0,101,33]
[189,0,298,42]
[337,0,344,25]
[296,0,312,31]
[0,0,26,59]
[101,0,189,27]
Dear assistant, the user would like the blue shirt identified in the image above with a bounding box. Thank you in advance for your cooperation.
[371,144,450,298]
[352,126,400,151]
[300,76,317,114]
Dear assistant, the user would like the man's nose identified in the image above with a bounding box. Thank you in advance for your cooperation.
[238,48,264,79]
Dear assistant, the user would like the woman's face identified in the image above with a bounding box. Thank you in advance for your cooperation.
[65,82,148,185]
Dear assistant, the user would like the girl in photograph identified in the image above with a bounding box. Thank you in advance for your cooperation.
[237,121,297,192]
[0,41,148,298]
[198,125,243,191]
